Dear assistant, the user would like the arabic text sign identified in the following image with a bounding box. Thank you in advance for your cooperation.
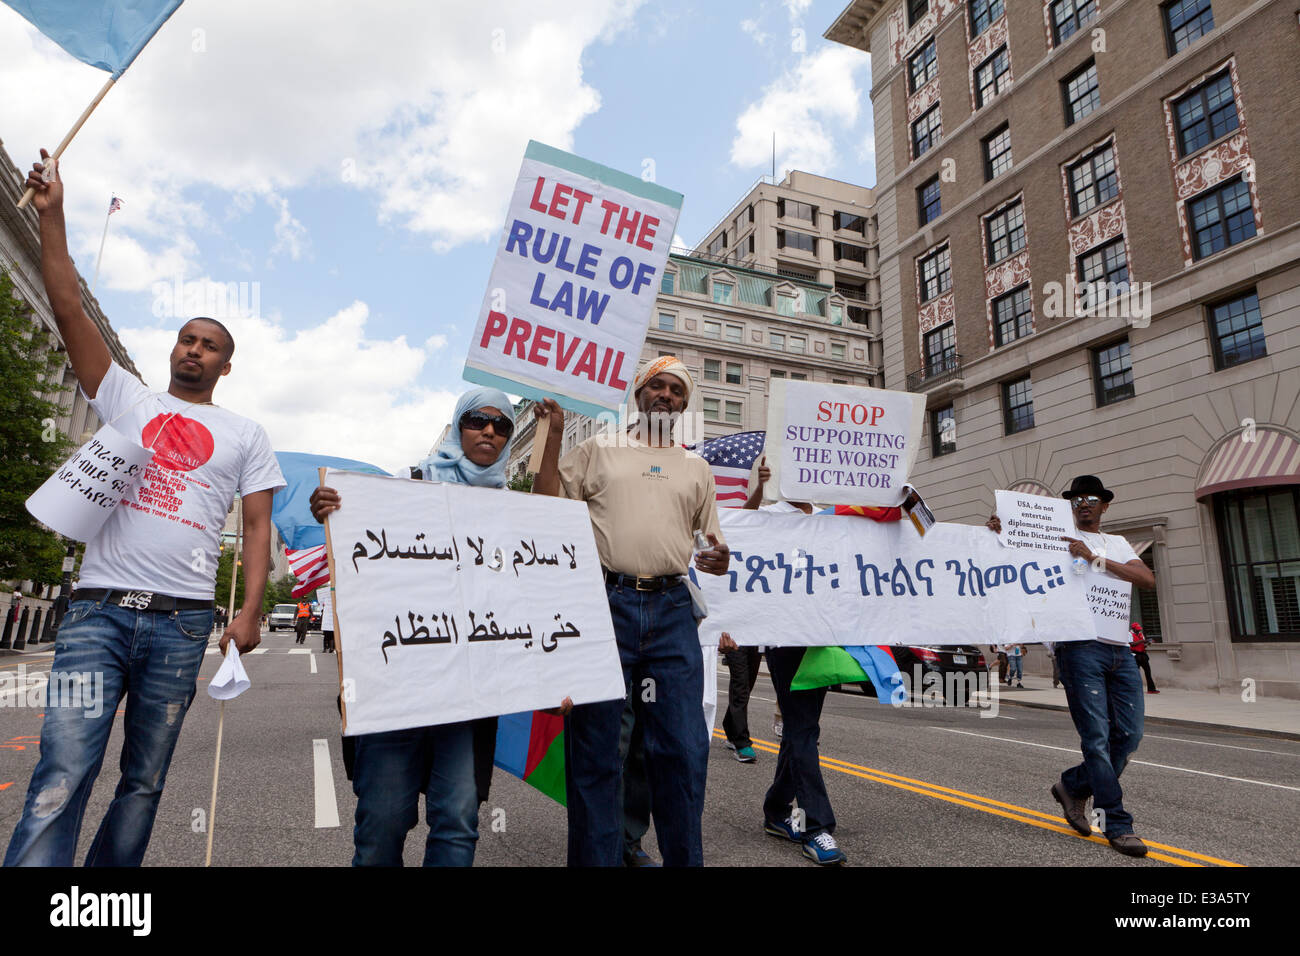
[25,423,153,542]
[768,380,925,507]
[994,490,1073,556]
[327,471,625,736]
[691,510,1096,647]
[463,141,683,418]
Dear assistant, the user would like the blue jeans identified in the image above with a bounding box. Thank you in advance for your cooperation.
[351,721,479,866]
[763,647,835,839]
[565,579,707,866]
[1056,640,1144,837]
[4,598,211,867]
[1008,655,1023,681]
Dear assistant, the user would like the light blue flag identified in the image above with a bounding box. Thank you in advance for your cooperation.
[2,0,183,77]
[271,452,390,552]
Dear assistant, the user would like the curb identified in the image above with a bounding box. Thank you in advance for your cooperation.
[994,694,1300,743]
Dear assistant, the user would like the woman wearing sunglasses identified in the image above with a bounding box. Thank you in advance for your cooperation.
[310,387,514,866]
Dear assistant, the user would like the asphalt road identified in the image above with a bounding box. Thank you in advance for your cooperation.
[1,629,1296,867]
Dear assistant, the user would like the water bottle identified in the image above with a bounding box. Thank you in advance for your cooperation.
[1072,555,1087,575]
[693,530,710,554]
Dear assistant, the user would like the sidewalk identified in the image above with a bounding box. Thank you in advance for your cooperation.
[995,673,1300,741]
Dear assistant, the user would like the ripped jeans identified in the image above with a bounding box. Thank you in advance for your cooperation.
[3,597,211,867]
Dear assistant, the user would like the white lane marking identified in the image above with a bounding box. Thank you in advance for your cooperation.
[309,652,317,675]
[994,715,1016,719]
[288,648,311,655]
[247,648,268,655]
[312,739,340,828]
[1142,733,1300,758]
[204,648,219,655]
[933,728,1300,792]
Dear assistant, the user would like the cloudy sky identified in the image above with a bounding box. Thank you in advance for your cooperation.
[1,0,873,474]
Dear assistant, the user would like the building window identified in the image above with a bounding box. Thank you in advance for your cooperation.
[703,319,722,339]
[777,229,816,254]
[748,204,754,223]
[1092,339,1135,406]
[975,46,1011,108]
[770,369,786,379]
[913,105,942,158]
[790,372,808,381]
[919,246,952,302]
[1189,177,1256,260]
[1132,548,1163,642]
[831,342,846,360]
[777,263,817,282]
[1003,376,1035,434]
[970,0,1004,36]
[835,241,869,264]
[1050,0,1097,46]
[770,332,785,350]
[777,199,816,222]
[1215,487,1300,641]
[1173,70,1238,156]
[707,232,727,257]
[703,359,720,381]
[713,282,734,305]
[924,322,956,374]
[1078,236,1129,307]
[907,0,929,27]
[661,273,675,295]
[725,324,743,344]
[703,397,720,420]
[931,405,956,456]
[1068,143,1119,216]
[725,401,743,425]
[1062,60,1100,126]
[1208,289,1267,369]
[1164,0,1214,55]
[726,362,743,385]
[983,124,1012,181]
[657,312,675,332]
[986,200,1026,263]
[909,38,937,92]
[748,234,755,254]
[992,285,1033,347]
[835,211,867,234]
[833,378,848,384]
[789,337,806,355]
[918,176,941,225]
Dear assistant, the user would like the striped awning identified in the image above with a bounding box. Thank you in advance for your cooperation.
[1010,480,1053,496]
[1196,428,1300,500]
[1127,539,1153,557]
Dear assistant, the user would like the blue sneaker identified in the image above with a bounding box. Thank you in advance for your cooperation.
[735,746,757,763]
[802,831,847,865]
[764,817,800,842]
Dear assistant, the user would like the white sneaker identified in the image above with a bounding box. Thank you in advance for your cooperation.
[773,716,783,739]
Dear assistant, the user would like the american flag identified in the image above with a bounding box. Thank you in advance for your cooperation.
[108,196,123,215]
[286,544,330,598]
[688,430,765,507]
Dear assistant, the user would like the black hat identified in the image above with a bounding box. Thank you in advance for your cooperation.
[1061,475,1114,502]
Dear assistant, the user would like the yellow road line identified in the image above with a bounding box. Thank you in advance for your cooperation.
[714,730,1239,867]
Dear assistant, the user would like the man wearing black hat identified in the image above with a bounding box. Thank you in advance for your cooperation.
[988,475,1155,856]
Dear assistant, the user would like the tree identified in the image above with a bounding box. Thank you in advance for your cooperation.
[507,472,533,493]
[0,269,72,585]
[214,546,247,612]
[263,573,298,612]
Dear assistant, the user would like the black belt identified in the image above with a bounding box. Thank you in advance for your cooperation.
[603,570,685,592]
[71,588,214,612]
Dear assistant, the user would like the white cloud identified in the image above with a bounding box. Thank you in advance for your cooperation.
[267,194,308,262]
[782,0,813,21]
[120,300,461,475]
[740,18,769,45]
[729,46,870,177]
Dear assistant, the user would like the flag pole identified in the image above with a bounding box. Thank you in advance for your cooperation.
[205,495,243,867]
[92,202,112,295]
[17,75,117,210]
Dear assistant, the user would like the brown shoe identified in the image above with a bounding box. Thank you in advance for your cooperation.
[1051,782,1091,836]
[1108,833,1148,857]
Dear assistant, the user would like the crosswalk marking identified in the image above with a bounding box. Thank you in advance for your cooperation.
[312,739,340,828]
[288,649,311,655]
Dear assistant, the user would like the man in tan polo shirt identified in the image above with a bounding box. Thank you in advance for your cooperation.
[533,356,729,866]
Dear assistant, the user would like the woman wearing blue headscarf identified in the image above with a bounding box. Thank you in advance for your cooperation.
[310,386,514,866]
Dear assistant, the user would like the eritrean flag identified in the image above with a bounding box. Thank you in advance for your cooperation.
[494,710,566,805]
[790,644,907,704]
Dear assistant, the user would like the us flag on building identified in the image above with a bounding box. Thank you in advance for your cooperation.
[687,430,765,507]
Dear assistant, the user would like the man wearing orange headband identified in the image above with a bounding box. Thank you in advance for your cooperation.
[533,356,729,866]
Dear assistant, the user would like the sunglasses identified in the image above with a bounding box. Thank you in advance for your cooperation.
[459,411,513,439]
[1070,495,1102,508]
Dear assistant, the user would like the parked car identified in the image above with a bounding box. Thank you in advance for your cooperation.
[269,603,297,631]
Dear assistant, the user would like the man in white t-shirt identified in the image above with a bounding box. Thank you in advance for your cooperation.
[4,151,285,867]
[988,475,1155,857]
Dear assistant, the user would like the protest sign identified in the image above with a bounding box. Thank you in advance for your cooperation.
[25,423,152,541]
[765,379,925,507]
[994,490,1073,556]
[324,470,625,736]
[464,141,683,418]
[690,509,1095,647]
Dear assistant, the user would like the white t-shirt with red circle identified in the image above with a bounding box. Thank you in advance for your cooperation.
[78,363,285,600]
